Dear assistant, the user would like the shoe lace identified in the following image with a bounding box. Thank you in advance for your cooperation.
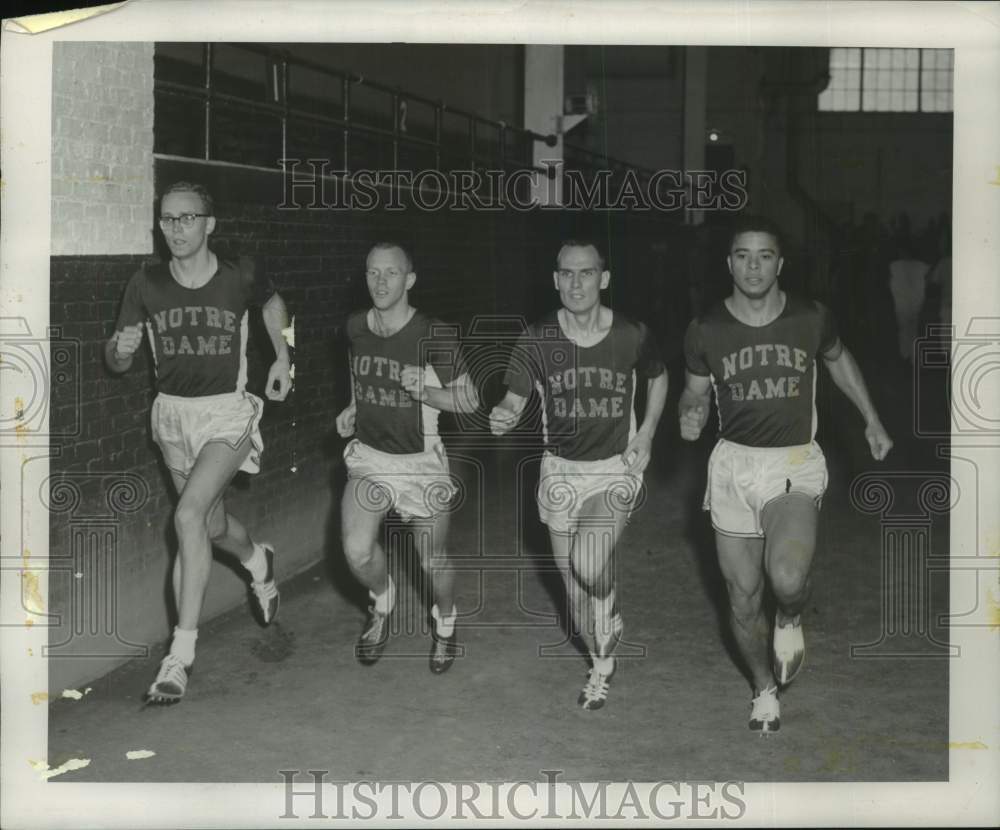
[432,635,453,659]
[582,668,610,703]
[362,610,386,641]
[155,654,188,689]
[751,686,778,721]
[252,578,278,602]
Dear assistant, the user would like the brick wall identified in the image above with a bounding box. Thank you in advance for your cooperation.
[51,42,155,256]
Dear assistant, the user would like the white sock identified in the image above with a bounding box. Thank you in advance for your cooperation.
[431,604,457,637]
[371,576,396,615]
[243,543,269,582]
[591,653,615,675]
[169,627,198,667]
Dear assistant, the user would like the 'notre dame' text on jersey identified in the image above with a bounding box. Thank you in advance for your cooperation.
[346,309,464,455]
[115,256,275,397]
[504,310,665,461]
[684,294,843,447]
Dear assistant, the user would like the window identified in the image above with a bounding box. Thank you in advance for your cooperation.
[818,48,952,112]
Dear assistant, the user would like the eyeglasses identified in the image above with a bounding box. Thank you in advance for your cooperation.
[158,213,211,229]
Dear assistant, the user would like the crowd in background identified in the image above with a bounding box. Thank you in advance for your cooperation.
[829,211,952,367]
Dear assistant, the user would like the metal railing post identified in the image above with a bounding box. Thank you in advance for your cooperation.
[392,89,400,170]
[203,43,213,160]
[342,75,351,173]
[434,103,442,171]
[280,55,288,164]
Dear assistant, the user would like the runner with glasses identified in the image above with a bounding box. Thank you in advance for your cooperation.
[107,180,292,704]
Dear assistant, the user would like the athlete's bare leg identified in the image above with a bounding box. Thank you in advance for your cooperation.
[548,530,591,649]
[412,509,454,616]
[762,493,819,625]
[340,477,390,595]
[549,492,630,656]
[170,439,252,631]
[715,532,772,693]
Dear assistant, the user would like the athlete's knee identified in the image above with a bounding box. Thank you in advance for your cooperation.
[174,501,211,540]
[768,541,813,600]
[342,529,377,568]
[770,562,811,605]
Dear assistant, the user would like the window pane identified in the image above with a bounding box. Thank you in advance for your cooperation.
[905,90,918,110]
[846,89,860,110]
[905,49,919,69]
[877,89,890,110]
[846,48,861,68]
[863,88,875,110]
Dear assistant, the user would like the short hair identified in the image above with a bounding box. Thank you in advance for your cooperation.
[556,239,606,270]
[367,241,414,273]
[728,215,784,254]
[160,181,215,216]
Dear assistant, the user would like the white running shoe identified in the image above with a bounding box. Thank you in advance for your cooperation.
[749,685,780,732]
[250,545,280,626]
[578,663,615,711]
[146,653,189,705]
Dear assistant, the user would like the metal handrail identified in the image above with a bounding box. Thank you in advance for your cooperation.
[155,43,557,173]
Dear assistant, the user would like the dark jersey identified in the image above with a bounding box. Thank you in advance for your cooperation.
[347,309,463,455]
[683,294,842,447]
[115,256,275,397]
[503,310,665,461]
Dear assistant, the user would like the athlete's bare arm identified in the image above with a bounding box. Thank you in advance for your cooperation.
[823,344,893,461]
[679,372,713,441]
[105,324,143,373]
[262,292,292,401]
[489,390,528,436]
[623,370,669,473]
[400,368,480,413]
